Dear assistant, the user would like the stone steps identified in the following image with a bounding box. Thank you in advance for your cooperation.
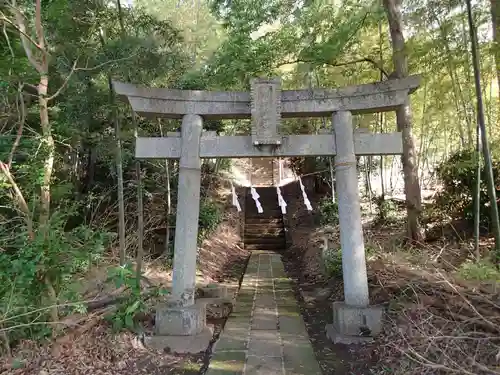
[244,237,286,245]
[245,209,282,216]
[245,218,283,224]
[243,187,286,253]
[244,232,284,241]
[244,227,284,235]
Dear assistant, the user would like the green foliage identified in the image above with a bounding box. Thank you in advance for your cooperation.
[198,198,223,242]
[0,213,111,344]
[457,259,500,282]
[322,245,376,278]
[434,149,500,227]
[318,197,339,226]
[106,264,142,331]
[375,196,398,223]
[105,263,169,332]
[322,247,343,277]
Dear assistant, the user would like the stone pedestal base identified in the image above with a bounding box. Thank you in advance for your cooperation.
[200,284,229,299]
[155,300,206,336]
[145,326,213,354]
[326,302,383,345]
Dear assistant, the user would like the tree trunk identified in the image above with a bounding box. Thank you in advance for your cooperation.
[383,0,424,242]
[434,17,471,148]
[491,0,500,106]
[159,122,172,256]
[98,25,126,265]
[135,159,144,287]
[329,157,336,202]
[38,74,54,228]
[365,156,373,214]
[378,17,386,200]
[12,0,59,328]
[461,13,477,146]
[466,0,500,258]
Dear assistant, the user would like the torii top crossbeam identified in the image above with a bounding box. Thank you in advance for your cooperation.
[113,76,420,120]
[113,76,421,159]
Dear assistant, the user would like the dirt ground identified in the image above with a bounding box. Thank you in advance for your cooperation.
[3,180,499,375]
[0,191,249,375]
[281,178,500,375]
[281,180,376,375]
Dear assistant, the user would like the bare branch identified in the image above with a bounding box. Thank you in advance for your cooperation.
[47,58,79,101]
[7,84,26,168]
[34,0,45,62]
[2,23,14,57]
[47,54,138,101]
[275,57,390,78]
[73,53,139,71]
[0,12,44,51]
[7,6,44,73]
[331,58,390,78]
[0,161,34,239]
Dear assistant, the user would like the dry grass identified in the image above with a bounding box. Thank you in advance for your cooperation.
[318,223,500,375]
[0,178,247,375]
[281,176,500,374]
[1,322,203,375]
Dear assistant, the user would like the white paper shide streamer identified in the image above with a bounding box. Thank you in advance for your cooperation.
[250,186,263,213]
[230,183,241,212]
[298,177,313,211]
[276,186,287,214]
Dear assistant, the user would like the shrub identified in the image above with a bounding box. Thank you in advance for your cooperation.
[457,258,500,282]
[434,149,500,227]
[322,247,343,277]
[105,263,168,332]
[318,197,339,226]
[0,211,111,346]
[322,245,376,278]
[198,198,222,242]
[375,196,398,223]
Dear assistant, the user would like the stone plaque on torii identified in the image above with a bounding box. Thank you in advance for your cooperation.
[113,75,420,347]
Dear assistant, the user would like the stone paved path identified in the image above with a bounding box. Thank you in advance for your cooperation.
[207,252,322,375]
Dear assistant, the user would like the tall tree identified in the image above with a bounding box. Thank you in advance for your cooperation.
[11,0,53,228]
[491,0,500,103]
[383,0,423,242]
[467,0,500,257]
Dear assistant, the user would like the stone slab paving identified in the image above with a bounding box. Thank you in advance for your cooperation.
[207,252,322,375]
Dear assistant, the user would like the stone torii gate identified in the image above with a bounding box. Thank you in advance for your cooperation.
[113,76,420,347]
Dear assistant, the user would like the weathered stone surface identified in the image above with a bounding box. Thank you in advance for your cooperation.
[113,75,421,119]
[200,284,229,299]
[214,324,248,351]
[281,334,322,375]
[278,315,308,336]
[207,253,321,375]
[325,323,375,345]
[245,355,283,375]
[251,78,281,145]
[254,293,275,307]
[204,299,234,319]
[333,111,369,307]
[248,330,282,357]
[251,307,278,330]
[135,132,403,159]
[155,300,206,336]
[145,326,213,354]
[171,114,203,306]
[206,351,246,375]
[330,301,384,338]
[231,302,253,320]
